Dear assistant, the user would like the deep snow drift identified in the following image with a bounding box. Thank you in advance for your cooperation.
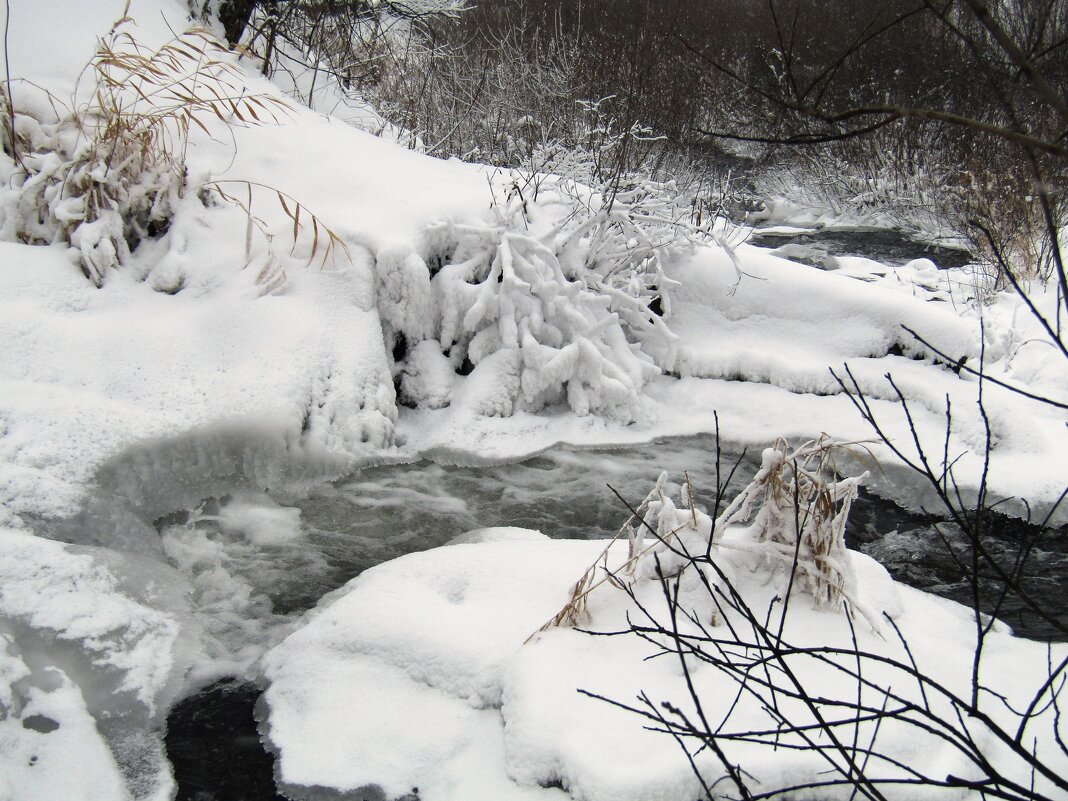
[0,2,1065,800]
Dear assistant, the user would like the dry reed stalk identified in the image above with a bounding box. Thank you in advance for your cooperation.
[204,179,352,273]
[529,471,700,639]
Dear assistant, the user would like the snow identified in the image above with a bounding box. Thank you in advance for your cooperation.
[262,522,1067,801]
[261,529,590,800]
[0,637,131,801]
[3,0,165,100]
[1,0,1063,524]
[0,2,1064,800]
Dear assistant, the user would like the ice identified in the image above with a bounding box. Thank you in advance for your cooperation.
[0,636,131,801]
[1,490,328,800]
[0,527,197,800]
[0,241,396,531]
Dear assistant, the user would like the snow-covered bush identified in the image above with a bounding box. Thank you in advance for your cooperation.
[0,21,285,286]
[379,165,734,421]
[366,78,744,424]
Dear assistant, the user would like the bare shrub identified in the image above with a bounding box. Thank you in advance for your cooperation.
[573,419,1066,801]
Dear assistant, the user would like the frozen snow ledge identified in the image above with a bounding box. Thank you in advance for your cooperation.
[0,239,399,534]
[261,528,581,801]
[262,526,1068,801]
[36,422,371,557]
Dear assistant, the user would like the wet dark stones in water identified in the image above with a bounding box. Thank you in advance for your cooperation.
[849,489,1068,641]
[165,679,286,801]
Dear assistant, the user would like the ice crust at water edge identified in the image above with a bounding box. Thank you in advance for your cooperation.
[0,636,131,801]
[0,528,196,801]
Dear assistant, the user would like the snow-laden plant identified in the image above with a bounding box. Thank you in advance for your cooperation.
[537,437,868,634]
[427,191,667,420]
[713,437,867,610]
[371,93,746,421]
[381,162,740,421]
[0,18,287,285]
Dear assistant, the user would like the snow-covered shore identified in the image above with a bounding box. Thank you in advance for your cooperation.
[263,524,1068,801]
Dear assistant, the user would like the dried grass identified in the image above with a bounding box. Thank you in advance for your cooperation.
[714,436,871,610]
[205,179,352,277]
[534,436,873,640]
[5,11,295,285]
[531,471,701,637]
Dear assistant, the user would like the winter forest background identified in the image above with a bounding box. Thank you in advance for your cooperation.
[0,1,1066,800]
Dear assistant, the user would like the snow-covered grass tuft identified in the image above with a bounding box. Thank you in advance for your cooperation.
[540,437,870,637]
[536,472,675,632]
[0,16,288,285]
[713,436,868,611]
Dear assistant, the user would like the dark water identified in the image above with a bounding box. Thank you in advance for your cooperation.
[165,680,285,801]
[847,496,1068,641]
[750,227,974,271]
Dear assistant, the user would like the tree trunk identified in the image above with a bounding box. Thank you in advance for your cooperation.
[218,0,260,46]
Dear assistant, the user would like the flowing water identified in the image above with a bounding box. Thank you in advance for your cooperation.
[162,435,1067,801]
[748,227,974,271]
